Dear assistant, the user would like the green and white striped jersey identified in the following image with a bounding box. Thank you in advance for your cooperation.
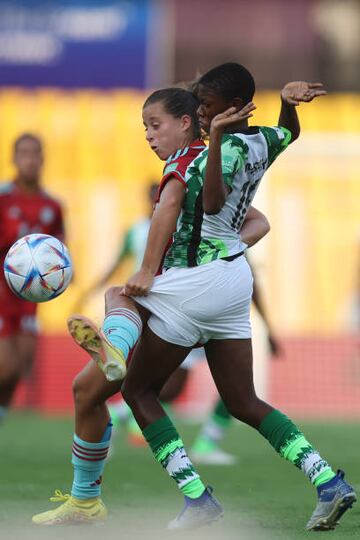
[162,127,291,268]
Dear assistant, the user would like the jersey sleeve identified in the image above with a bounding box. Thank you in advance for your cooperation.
[260,126,292,167]
[158,158,188,201]
[219,135,248,189]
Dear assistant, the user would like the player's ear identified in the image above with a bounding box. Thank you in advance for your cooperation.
[181,114,192,132]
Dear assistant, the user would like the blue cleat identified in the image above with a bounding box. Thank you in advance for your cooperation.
[306,470,357,531]
[168,486,223,530]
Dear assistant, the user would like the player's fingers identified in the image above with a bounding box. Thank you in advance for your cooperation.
[237,112,253,121]
[132,285,143,296]
[130,283,149,296]
[237,102,256,115]
[244,101,256,111]
[125,282,140,295]
[308,82,324,88]
[303,90,326,102]
[231,111,250,120]
[123,284,131,296]
[227,109,255,123]
[287,98,300,105]
[224,106,237,116]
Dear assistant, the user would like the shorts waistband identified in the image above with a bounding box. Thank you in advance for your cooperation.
[221,251,245,262]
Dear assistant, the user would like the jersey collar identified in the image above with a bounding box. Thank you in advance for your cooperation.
[166,139,206,164]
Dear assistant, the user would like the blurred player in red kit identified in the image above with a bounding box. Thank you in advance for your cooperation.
[0,133,65,422]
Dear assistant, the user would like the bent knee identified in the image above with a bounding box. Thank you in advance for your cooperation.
[121,379,147,410]
[104,286,124,304]
[72,372,101,409]
[72,372,86,402]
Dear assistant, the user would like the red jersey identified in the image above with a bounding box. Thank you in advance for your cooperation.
[155,140,207,274]
[157,140,206,202]
[0,181,65,331]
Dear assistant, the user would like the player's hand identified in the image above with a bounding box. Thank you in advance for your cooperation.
[210,102,256,133]
[123,267,154,297]
[281,82,326,106]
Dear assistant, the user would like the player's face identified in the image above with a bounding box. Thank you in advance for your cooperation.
[196,85,231,134]
[14,138,43,183]
[143,102,190,160]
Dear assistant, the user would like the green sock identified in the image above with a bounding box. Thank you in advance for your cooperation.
[193,399,232,452]
[259,409,335,487]
[128,402,172,438]
[143,415,205,499]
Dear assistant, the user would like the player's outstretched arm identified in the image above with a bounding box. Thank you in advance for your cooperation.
[124,178,184,297]
[278,81,326,142]
[204,102,256,214]
[240,206,270,248]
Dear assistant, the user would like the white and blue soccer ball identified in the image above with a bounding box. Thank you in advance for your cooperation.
[4,233,73,302]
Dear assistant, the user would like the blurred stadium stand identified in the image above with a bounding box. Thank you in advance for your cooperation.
[11,333,360,420]
[173,0,360,92]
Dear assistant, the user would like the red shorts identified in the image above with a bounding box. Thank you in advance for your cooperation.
[0,281,38,337]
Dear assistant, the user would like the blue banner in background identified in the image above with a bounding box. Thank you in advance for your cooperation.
[0,0,150,88]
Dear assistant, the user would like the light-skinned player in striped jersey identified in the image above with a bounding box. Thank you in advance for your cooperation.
[34,65,355,531]
[32,89,270,526]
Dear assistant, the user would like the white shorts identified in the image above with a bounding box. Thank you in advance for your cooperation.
[134,255,253,348]
[181,347,205,370]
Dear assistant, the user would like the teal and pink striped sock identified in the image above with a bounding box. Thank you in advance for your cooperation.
[103,308,142,360]
[71,422,112,499]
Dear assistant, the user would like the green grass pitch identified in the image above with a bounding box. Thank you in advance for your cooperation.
[1,412,359,539]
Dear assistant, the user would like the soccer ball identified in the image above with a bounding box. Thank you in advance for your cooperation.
[4,233,73,302]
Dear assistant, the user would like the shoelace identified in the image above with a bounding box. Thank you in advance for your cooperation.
[49,489,71,503]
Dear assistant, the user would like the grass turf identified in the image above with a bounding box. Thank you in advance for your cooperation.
[0,412,359,539]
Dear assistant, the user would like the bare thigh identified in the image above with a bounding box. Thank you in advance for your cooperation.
[122,326,191,429]
[205,338,272,429]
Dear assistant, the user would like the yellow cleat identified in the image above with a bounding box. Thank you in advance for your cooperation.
[67,315,126,382]
[32,490,107,526]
